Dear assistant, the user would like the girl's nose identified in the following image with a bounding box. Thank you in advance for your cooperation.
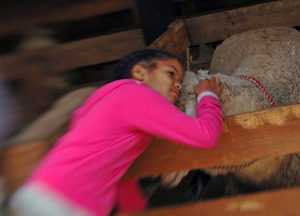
[175,82,182,91]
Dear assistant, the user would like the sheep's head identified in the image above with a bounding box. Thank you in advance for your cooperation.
[175,70,289,187]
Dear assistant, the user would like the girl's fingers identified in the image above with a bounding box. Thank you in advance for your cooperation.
[210,77,216,82]
[209,76,222,87]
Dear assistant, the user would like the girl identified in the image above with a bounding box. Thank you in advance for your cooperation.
[9,49,224,216]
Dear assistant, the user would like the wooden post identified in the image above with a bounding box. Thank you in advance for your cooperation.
[149,19,190,56]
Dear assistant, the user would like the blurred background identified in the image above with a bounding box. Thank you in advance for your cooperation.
[0,0,272,128]
[0,0,289,215]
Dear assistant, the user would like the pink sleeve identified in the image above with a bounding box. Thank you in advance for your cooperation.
[119,84,223,149]
[117,179,148,213]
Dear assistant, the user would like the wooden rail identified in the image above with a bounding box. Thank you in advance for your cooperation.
[0,29,145,81]
[0,19,191,82]
[0,28,145,119]
[0,1,299,213]
[0,0,137,36]
[185,0,300,45]
[120,186,300,216]
[0,19,188,120]
[2,1,300,83]
[124,103,300,178]
[1,141,50,195]
[2,103,300,195]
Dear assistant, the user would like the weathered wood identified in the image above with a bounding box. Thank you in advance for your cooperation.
[185,0,300,45]
[0,29,145,81]
[120,186,300,216]
[123,103,300,179]
[149,19,190,57]
[3,102,299,194]
[2,1,300,203]
[0,20,189,81]
[0,28,145,121]
[0,0,136,36]
[3,86,98,147]
[3,0,298,82]
[1,125,70,195]
[0,141,50,194]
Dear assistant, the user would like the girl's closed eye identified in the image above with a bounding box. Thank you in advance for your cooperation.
[168,71,175,77]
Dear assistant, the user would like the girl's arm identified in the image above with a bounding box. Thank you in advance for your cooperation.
[120,83,223,149]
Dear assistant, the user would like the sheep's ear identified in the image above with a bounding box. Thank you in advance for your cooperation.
[131,64,149,81]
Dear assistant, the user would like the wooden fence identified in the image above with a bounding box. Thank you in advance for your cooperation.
[0,0,300,215]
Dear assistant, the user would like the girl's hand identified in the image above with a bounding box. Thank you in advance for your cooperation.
[194,77,224,98]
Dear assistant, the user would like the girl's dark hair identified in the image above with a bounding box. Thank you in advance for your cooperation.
[107,49,179,83]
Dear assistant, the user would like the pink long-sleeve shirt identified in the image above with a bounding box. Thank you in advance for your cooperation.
[27,79,223,215]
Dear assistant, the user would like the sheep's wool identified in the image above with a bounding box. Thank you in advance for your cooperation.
[177,26,300,189]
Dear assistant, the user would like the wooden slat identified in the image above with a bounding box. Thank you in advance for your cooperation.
[123,103,300,179]
[185,0,300,45]
[0,28,145,120]
[0,141,50,195]
[0,29,145,81]
[2,0,299,82]
[149,19,190,56]
[121,186,300,216]
[0,20,189,82]
[2,0,298,82]
[0,0,136,36]
[1,125,69,195]
[3,86,98,147]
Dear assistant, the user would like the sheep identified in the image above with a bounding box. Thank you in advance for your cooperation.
[178,70,300,189]
[172,26,300,190]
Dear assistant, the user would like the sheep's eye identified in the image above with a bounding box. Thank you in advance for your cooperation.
[168,71,175,77]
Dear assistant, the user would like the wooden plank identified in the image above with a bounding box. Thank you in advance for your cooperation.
[185,0,300,45]
[3,0,298,81]
[0,19,188,81]
[1,1,298,82]
[0,28,144,120]
[3,86,98,147]
[0,19,187,82]
[0,29,145,81]
[0,141,51,195]
[1,125,69,195]
[120,186,300,216]
[0,0,136,36]
[123,103,300,179]
[149,19,190,56]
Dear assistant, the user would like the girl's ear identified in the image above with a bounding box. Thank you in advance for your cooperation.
[131,64,149,81]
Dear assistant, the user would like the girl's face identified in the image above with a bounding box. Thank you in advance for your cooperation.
[133,58,184,104]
